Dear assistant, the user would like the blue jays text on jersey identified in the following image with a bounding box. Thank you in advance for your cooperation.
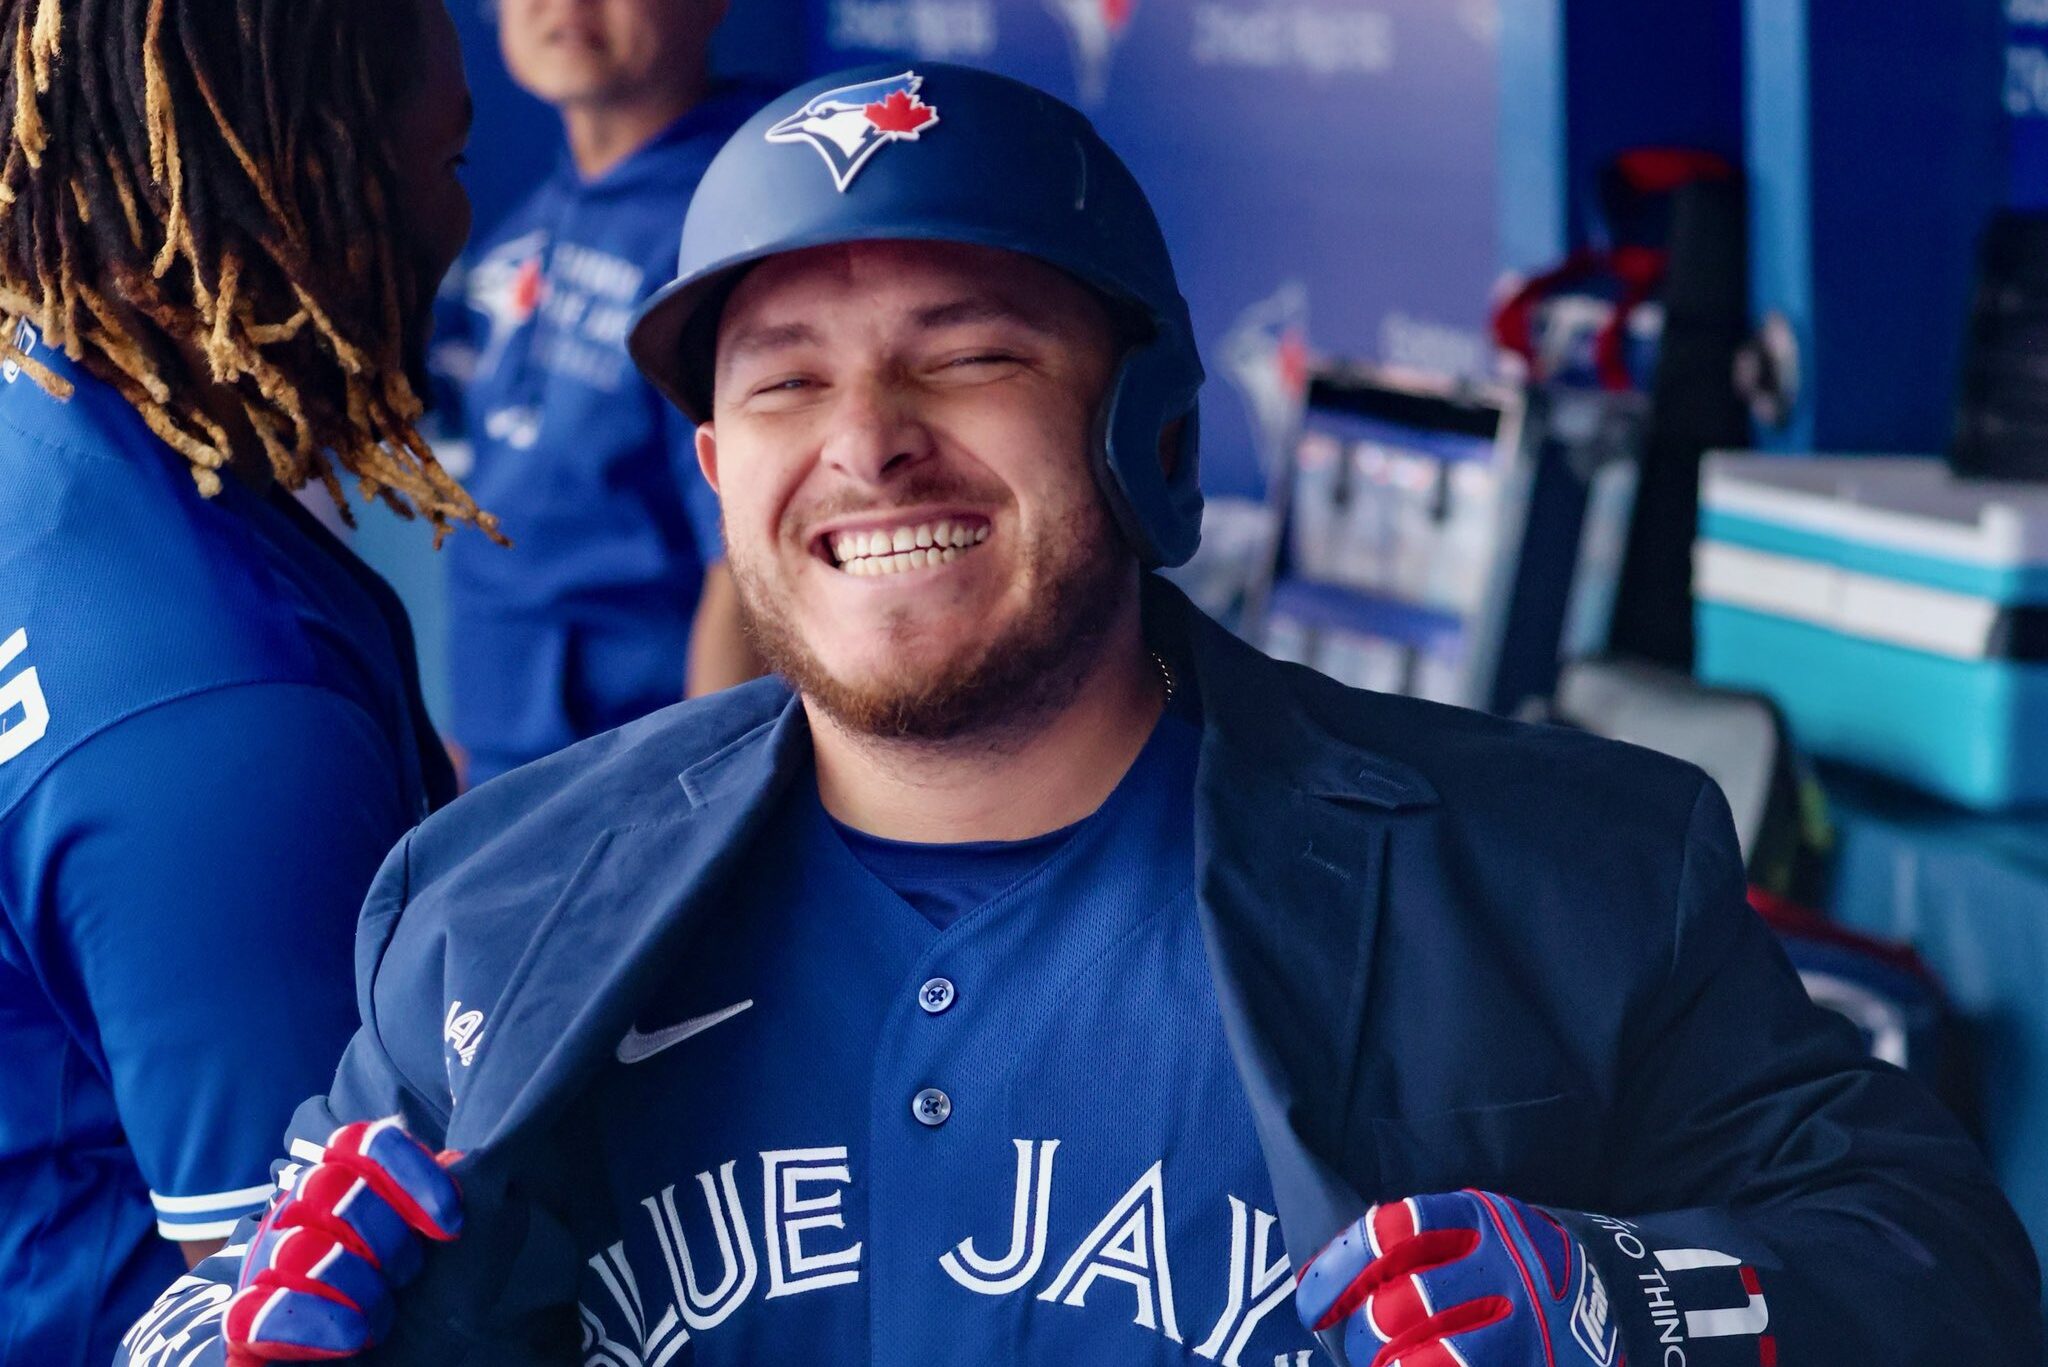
[0,327,453,1367]
[432,88,765,787]
[120,580,2040,1366]
[561,709,1315,1366]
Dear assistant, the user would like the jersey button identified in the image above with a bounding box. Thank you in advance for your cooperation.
[912,1087,953,1127]
[919,977,957,1015]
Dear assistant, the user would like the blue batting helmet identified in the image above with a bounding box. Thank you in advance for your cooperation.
[626,63,1206,568]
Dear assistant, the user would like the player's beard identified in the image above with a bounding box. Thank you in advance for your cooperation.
[730,484,1133,744]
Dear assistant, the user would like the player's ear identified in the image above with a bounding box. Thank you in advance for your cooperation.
[696,422,721,494]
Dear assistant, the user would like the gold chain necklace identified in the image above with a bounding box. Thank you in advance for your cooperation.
[1149,650,1176,703]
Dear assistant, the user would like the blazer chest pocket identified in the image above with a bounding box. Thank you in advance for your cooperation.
[1366,1091,1604,1208]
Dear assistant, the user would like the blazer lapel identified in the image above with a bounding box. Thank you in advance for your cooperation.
[1163,583,1440,1269]
[450,696,811,1156]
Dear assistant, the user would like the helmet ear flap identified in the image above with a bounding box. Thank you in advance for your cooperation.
[1096,336,1204,568]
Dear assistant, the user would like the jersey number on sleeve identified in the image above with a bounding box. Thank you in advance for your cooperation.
[0,628,51,765]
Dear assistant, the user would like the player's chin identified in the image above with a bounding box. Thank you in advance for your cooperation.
[814,616,981,675]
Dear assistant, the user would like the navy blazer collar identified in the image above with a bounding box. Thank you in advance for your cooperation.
[1150,579,1438,1267]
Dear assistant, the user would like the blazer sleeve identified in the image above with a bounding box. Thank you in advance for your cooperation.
[1572,777,2043,1366]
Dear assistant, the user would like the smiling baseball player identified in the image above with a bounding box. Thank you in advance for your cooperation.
[123,65,2040,1367]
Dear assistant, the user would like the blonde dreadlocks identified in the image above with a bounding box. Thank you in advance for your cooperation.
[0,0,501,544]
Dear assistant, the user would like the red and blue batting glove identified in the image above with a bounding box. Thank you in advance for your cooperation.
[1296,1190,1621,1367]
[223,1119,463,1366]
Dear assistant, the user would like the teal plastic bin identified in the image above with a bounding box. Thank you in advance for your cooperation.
[1695,455,2048,811]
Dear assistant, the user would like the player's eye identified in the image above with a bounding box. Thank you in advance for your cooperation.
[937,351,1025,375]
[746,375,818,401]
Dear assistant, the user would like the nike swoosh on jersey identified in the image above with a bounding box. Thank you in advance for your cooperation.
[616,999,755,1065]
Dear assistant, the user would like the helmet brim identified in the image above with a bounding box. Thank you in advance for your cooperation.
[626,221,1166,426]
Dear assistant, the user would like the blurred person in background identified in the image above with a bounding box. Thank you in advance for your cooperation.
[433,0,767,789]
[0,0,487,1360]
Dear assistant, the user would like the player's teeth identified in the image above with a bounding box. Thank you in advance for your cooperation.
[831,520,991,572]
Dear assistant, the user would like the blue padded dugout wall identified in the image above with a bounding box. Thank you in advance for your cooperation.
[1745,0,2006,454]
[2013,0,2048,207]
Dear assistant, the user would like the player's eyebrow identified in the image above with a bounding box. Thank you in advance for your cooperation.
[912,295,1057,336]
[720,320,824,370]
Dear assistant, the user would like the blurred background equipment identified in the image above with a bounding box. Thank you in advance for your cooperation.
[1601,159,1750,671]
[1250,368,1528,710]
[1244,365,1644,717]
[1695,453,2048,811]
[1952,211,2048,482]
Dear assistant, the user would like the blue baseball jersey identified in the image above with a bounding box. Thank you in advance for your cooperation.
[562,710,1317,1365]
[0,329,453,1366]
[434,89,765,786]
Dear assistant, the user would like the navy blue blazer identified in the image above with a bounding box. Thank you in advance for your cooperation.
[121,579,2041,1366]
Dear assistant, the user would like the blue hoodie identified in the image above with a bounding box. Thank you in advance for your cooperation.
[434,88,768,785]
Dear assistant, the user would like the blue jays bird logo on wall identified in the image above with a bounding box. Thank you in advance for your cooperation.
[765,72,940,193]
[1220,281,1311,482]
[1045,0,1133,106]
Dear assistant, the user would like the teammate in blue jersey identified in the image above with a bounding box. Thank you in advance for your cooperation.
[432,0,765,789]
[0,1,487,1361]
[127,66,2041,1367]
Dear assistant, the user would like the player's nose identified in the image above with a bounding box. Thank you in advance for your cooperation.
[818,375,936,486]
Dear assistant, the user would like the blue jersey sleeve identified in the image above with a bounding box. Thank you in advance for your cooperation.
[9,683,408,1241]
[119,832,567,1367]
[663,399,724,563]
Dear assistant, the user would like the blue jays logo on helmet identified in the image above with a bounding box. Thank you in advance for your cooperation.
[763,71,940,193]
